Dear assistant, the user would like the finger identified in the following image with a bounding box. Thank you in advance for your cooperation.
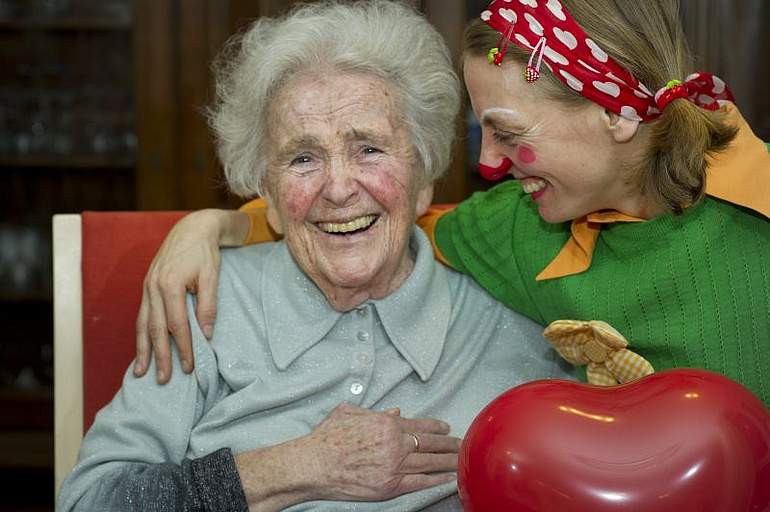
[393,473,456,496]
[147,283,173,384]
[401,453,458,474]
[195,269,219,339]
[161,284,193,374]
[134,292,152,377]
[402,432,461,455]
[395,417,451,435]
[384,407,401,416]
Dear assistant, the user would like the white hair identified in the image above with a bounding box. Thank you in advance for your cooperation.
[210,0,461,197]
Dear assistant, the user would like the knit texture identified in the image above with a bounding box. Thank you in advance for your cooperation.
[435,179,770,407]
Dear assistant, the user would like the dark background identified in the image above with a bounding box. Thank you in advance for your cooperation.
[1,1,768,510]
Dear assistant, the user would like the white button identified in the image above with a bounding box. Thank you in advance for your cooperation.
[356,353,370,364]
[357,331,370,341]
[350,382,364,395]
[357,307,367,317]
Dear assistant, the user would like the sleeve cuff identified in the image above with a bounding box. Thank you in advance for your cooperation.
[190,448,249,512]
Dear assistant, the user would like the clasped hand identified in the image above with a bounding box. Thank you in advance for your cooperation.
[236,403,460,509]
[304,403,459,501]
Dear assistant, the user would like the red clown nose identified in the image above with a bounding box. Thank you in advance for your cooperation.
[478,157,513,181]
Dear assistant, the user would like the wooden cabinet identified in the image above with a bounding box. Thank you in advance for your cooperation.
[0,0,135,385]
[0,1,264,508]
[0,7,138,509]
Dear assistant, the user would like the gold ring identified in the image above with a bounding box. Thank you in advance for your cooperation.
[408,432,420,452]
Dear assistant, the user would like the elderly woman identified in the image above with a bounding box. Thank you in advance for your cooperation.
[136,0,769,405]
[58,2,572,511]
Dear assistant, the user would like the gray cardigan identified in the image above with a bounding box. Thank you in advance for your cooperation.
[58,228,574,511]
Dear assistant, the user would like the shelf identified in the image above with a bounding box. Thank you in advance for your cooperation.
[0,431,53,469]
[0,291,52,303]
[0,16,132,31]
[0,155,135,170]
[0,390,54,471]
[0,387,53,431]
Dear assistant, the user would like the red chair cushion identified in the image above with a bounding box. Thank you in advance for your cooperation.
[81,211,188,432]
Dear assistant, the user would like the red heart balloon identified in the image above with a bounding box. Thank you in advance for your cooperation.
[458,369,770,511]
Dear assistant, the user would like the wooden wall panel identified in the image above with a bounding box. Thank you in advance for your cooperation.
[680,0,770,140]
[422,0,468,204]
[134,1,770,210]
[135,0,180,210]
[178,0,218,209]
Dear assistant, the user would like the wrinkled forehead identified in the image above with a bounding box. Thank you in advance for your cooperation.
[267,71,405,142]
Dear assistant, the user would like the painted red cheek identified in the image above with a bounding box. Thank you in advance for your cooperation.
[517,146,536,165]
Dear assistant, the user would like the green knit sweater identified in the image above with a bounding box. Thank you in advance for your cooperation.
[435,179,770,407]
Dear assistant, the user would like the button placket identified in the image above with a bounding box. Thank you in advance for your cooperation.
[347,303,374,399]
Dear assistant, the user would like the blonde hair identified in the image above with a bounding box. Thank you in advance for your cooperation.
[211,0,460,197]
[464,0,737,214]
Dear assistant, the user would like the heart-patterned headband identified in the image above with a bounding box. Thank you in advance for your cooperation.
[481,0,734,122]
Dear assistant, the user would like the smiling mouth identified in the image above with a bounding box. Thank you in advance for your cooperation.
[521,178,547,194]
[316,214,379,235]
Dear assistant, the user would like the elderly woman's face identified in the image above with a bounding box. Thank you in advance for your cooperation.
[263,72,432,307]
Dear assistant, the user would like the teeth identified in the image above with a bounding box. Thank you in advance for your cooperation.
[522,179,547,194]
[318,215,377,234]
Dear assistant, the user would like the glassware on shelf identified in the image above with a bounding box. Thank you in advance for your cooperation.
[101,0,132,23]
[0,224,46,295]
[52,92,75,155]
[0,4,137,162]
[0,0,19,18]
[21,0,72,19]
[68,0,132,23]
[0,85,136,160]
[0,104,10,154]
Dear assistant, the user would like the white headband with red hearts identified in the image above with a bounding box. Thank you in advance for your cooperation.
[481,0,734,122]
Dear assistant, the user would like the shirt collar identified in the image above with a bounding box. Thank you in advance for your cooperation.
[261,228,451,379]
[371,229,451,381]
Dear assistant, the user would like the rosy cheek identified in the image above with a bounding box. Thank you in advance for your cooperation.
[280,183,316,221]
[516,145,537,165]
[365,168,407,206]
[284,198,308,220]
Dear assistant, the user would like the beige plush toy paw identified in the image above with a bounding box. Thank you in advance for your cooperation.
[543,319,654,386]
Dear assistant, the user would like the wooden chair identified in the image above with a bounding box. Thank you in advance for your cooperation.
[51,205,455,494]
[52,211,187,494]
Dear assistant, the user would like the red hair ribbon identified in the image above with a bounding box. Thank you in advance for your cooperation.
[655,79,689,112]
[654,73,733,112]
[480,0,735,122]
